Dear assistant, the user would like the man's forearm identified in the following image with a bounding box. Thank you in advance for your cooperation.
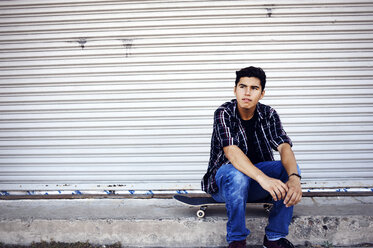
[223,145,266,182]
[278,143,298,176]
[278,143,302,207]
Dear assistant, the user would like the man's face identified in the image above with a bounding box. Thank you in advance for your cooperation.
[234,77,265,112]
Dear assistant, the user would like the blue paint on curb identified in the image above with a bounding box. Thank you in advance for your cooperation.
[176,190,188,194]
[104,190,115,195]
[129,190,135,195]
[146,190,154,195]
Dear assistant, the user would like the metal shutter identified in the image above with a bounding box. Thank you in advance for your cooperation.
[0,0,372,195]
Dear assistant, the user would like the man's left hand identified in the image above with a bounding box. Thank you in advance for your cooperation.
[283,176,302,207]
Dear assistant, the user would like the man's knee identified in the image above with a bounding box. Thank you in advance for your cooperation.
[225,165,251,193]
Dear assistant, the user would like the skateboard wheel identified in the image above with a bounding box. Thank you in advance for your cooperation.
[196,210,205,218]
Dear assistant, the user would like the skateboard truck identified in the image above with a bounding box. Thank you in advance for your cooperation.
[263,203,273,213]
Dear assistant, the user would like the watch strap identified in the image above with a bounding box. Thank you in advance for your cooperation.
[288,173,302,180]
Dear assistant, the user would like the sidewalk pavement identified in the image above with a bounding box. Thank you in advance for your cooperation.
[0,196,372,247]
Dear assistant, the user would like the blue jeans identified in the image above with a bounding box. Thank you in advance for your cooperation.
[212,161,300,243]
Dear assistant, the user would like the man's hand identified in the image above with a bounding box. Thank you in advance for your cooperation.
[257,175,289,202]
[283,176,302,207]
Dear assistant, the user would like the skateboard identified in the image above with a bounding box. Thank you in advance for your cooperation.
[174,194,273,218]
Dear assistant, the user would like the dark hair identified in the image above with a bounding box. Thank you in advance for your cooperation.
[235,66,266,91]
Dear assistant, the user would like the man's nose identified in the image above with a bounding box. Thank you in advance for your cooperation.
[245,88,251,95]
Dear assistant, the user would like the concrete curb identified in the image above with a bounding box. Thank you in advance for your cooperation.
[0,197,372,247]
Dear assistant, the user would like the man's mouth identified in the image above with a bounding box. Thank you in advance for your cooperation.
[242,98,251,102]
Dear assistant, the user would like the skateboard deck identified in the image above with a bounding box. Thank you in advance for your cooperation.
[173,194,273,218]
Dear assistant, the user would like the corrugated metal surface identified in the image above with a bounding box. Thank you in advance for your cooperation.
[0,0,373,192]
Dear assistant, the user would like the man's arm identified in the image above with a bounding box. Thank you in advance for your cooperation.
[223,145,288,201]
[278,143,302,207]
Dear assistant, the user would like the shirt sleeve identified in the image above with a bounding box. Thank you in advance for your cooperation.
[268,109,292,151]
[214,108,239,148]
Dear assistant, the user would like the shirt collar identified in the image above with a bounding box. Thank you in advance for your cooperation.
[232,99,264,121]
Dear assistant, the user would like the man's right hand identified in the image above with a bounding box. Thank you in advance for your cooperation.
[256,175,289,201]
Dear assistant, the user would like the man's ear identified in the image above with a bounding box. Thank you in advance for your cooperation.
[260,90,265,100]
[234,86,237,96]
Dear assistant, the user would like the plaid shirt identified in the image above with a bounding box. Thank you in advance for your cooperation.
[201,99,292,194]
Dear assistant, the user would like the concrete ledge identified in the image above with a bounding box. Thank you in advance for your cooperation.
[0,197,372,247]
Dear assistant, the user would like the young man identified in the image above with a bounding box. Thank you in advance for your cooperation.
[201,66,302,248]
